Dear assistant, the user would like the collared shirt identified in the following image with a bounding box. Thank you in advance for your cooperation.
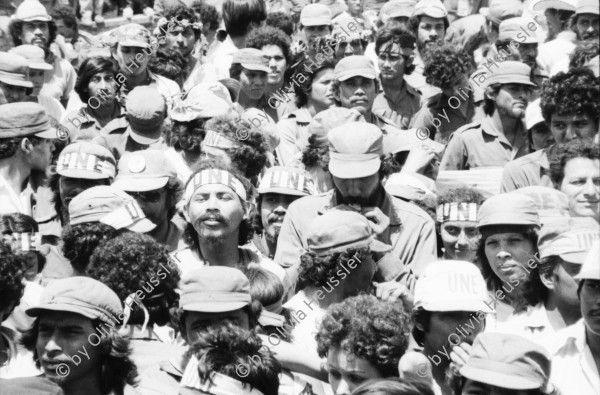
[208,35,239,79]
[369,112,418,155]
[0,175,33,216]
[440,116,529,170]
[40,55,77,103]
[274,189,436,291]
[93,127,168,161]
[537,31,577,77]
[372,82,422,130]
[410,91,478,145]
[64,104,126,142]
[543,319,600,395]
[276,108,312,167]
[500,146,554,192]
[495,303,556,343]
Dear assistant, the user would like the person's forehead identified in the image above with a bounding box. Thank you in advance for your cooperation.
[24,21,48,26]
[419,16,445,24]
[38,311,93,327]
[341,76,374,84]
[564,157,600,173]
[551,113,594,121]
[261,44,284,54]
[442,220,478,227]
[305,24,330,29]
[328,346,372,371]
[578,13,599,20]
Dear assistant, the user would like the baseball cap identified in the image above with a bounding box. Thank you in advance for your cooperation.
[125,86,166,144]
[334,55,377,81]
[56,142,117,180]
[532,0,577,12]
[477,193,540,228]
[26,277,122,325]
[460,333,552,390]
[332,13,368,41]
[115,23,154,48]
[538,217,600,262]
[308,107,365,147]
[306,209,392,255]
[414,260,494,313]
[68,185,156,232]
[513,186,569,220]
[576,0,599,14]
[525,98,545,130]
[480,0,524,25]
[385,172,436,204]
[257,166,315,196]
[575,240,600,280]
[0,102,57,139]
[179,267,251,312]
[483,61,536,88]
[9,45,52,71]
[114,151,176,192]
[0,52,33,88]
[499,18,538,44]
[14,0,52,22]
[231,48,270,73]
[300,4,332,26]
[412,0,448,18]
[328,121,383,179]
[380,0,418,18]
[171,82,233,122]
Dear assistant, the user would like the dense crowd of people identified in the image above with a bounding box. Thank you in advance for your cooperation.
[0,0,599,394]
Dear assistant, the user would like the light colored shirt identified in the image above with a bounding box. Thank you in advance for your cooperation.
[495,303,556,343]
[373,82,422,130]
[543,319,600,395]
[0,175,33,216]
[500,146,554,192]
[276,108,312,167]
[40,56,77,102]
[207,35,239,79]
[440,116,529,170]
[537,31,577,77]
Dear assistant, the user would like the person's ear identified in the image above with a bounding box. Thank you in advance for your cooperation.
[182,204,191,223]
[332,83,341,102]
[406,54,415,67]
[539,268,556,291]
[20,137,34,155]
[412,314,425,332]
[243,200,254,219]
[484,86,498,101]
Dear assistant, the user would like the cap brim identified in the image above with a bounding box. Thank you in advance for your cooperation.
[126,218,156,233]
[120,40,151,48]
[20,16,53,22]
[329,157,381,179]
[128,128,161,145]
[460,365,543,390]
[370,239,392,253]
[420,300,494,314]
[29,62,53,71]
[57,168,112,180]
[26,303,102,321]
[240,63,270,73]
[183,301,249,313]
[0,76,34,88]
[301,18,332,26]
[532,0,576,11]
[34,128,58,139]
[559,251,588,265]
[113,177,169,192]
[337,70,377,81]
[257,186,309,196]
[388,11,412,18]
[478,217,540,228]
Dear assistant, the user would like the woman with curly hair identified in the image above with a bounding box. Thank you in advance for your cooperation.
[475,193,541,329]
[315,294,412,394]
[410,44,477,144]
[87,232,182,370]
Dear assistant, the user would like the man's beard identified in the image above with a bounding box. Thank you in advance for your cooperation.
[339,186,381,207]
[417,39,441,55]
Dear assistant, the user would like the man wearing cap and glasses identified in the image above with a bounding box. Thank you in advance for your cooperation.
[114,150,184,252]
[441,61,535,170]
[276,121,437,294]
[9,0,76,107]
[543,241,600,395]
[0,103,56,217]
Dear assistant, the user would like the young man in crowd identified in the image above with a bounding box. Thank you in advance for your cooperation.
[0,52,32,104]
[501,68,599,191]
[536,0,578,76]
[441,61,535,170]
[297,4,333,61]
[275,121,437,293]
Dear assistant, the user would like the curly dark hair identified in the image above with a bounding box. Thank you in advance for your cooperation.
[0,136,43,160]
[0,241,26,319]
[0,213,46,274]
[182,160,256,251]
[22,317,138,395]
[9,19,58,48]
[75,56,119,104]
[549,140,600,189]
[158,5,202,39]
[87,232,180,327]
[299,247,369,288]
[375,26,417,75]
[570,38,599,69]
[422,44,474,90]
[482,83,501,116]
[266,12,294,36]
[292,57,336,109]
[61,222,124,274]
[166,118,207,154]
[204,113,269,179]
[408,15,449,39]
[50,5,78,44]
[189,322,281,395]
[246,25,292,65]
[191,2,220,31]
[301,134,331,171]
[540,67,600,124]
[476,225,539,294]
[148,48,187,88]
[520,255,558,313]
[316,294,411,377]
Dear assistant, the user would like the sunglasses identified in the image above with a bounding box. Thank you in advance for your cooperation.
[128,188,165,203]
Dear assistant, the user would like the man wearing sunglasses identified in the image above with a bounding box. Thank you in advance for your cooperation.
[114,150,184,251]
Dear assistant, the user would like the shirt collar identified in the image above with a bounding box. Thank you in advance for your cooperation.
[549,319,587,355]
[481,116,526,146]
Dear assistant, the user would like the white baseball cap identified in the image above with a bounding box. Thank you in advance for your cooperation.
[575,240,600,280]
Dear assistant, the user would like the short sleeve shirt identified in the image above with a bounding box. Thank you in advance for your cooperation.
[372,82,422,130]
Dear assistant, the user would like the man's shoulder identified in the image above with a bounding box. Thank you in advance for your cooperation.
[405,82,422,98]
[389,194,434,224]
[453,120,483,136]
[506,149,545,167]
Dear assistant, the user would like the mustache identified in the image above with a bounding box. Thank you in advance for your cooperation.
[199,212,230,225]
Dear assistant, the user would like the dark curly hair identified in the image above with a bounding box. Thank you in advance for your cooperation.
[540,67,600,125]
[0,136,44,160]
[22,317,138,395]
[520,254,558,314]
[0,241,26,320]
[75,56,119,104]
[182,160,256,251]
[246,25,292,65]
[375,26,417,76]
[266,12,294,36]
[50,5,78,44]
[61,222,124,274]
[316,294,412,378]
[189,322,281,395]
[0,213,46,274]
[166,118,207,154]
[423,44,474,90]
[570,38,599,69]
[292,57,336,109]
[148,48,187,88]
[204,113,269,179]
[158,5,202,40]
[549,140,600,189]
[191,2,220,31]
[408,14,449,40]
[299,247,369,288]
[9,19,58,48]
[301,134,331,170]
[87,232,181,327]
